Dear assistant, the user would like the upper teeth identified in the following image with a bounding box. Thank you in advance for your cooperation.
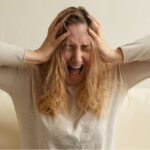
[71,66,82,69]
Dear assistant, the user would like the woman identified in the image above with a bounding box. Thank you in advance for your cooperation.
[0,6,150,149]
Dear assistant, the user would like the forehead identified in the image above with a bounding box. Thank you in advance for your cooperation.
[66,23,92,44]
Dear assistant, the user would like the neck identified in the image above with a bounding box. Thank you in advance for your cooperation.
[66,84,79,97]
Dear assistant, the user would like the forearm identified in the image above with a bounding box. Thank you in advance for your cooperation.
[24,49,49,64]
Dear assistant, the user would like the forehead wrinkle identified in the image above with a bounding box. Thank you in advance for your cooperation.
[66,24,92,45]
[66,36,92,46]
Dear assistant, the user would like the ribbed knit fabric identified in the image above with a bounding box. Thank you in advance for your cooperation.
[0,35,150,149]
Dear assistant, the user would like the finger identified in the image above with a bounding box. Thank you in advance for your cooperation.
[88,28,97,39]
[49,8,74,30]
[54,18,65,32]
[49,16,59,30]
[57,8,75,18]
[90,22,101,36]
[88,28,100,43]
[48,18,65,38]
[88,14,101,27]
[89,15,102,35]
[48,14,64,32]
[56,31,70,44]
[88,15,102,35]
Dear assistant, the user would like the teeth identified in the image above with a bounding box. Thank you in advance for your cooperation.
[67,65,83,73]
[70,66,82,69]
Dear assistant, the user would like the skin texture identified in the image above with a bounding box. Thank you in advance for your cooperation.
[62,24,93,86]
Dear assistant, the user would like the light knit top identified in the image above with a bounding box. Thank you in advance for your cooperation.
[0,35,150,149]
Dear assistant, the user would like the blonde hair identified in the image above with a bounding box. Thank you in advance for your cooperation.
[36,6,118,120]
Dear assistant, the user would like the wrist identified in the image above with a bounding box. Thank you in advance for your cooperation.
[113,47,124,63]
[24,49,48,64]
[35,49,50,63]
[112,48,123,63]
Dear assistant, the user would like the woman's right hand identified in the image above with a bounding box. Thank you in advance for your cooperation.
[36,15,70,63]
[25,14,70,65]
[24,12,70,65]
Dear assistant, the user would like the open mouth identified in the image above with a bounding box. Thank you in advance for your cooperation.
[67,65,84,75]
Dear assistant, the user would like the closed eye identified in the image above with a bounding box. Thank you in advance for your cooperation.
[64,44,74,49]
[81,45,90,50]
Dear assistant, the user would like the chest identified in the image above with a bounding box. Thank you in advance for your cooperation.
[36,109,106,149]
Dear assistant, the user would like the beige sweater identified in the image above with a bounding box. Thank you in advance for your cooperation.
[0,35,150,149]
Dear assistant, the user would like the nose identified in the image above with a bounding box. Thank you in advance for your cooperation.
[72,48,83,64]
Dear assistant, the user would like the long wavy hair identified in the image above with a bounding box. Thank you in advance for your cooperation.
[36,6,118,120]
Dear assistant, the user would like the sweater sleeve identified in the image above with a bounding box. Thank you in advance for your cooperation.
[0,41,26,93]
[119,35,150,89]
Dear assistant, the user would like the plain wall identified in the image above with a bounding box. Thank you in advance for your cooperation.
[0,0,150,87]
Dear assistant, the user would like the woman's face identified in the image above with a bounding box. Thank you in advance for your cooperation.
[62,23,93,86]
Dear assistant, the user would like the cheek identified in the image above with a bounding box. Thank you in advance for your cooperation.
[62,51,72,62]
[83,52,92,64]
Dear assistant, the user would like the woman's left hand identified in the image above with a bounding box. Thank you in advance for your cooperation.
[88,14,123,64]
